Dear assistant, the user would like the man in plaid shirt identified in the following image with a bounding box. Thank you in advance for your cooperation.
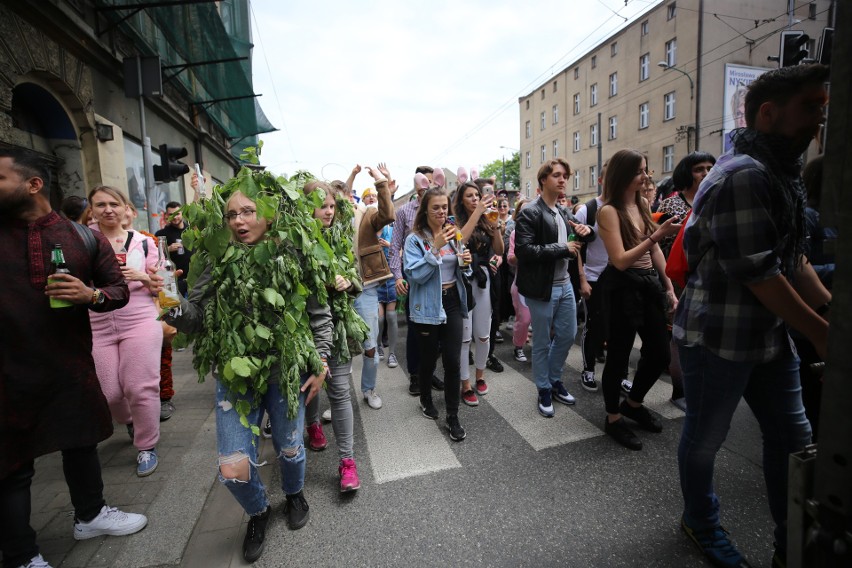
[673,65,831,568]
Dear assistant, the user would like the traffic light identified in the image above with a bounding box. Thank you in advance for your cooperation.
[780,30,809,67]
[153,144,189,183]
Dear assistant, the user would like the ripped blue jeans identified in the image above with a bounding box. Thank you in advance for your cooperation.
[215,377,306,516]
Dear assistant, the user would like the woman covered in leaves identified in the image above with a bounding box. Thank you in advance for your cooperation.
[164,162,332,564]
[302,172,377,493]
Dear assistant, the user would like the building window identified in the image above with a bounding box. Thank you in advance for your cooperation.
[664,91,676,120]
[553,80,558,93]
[611,42,618,56]
[574,170,581,191]
[525,120,531,139]
[609,72,618,97]
[608,116,617,140]
[573,131,580,152]
[573,93,580,115]
[552,104,559,125]
[526,180,531,193]
[665,38,677,66]
[553,140,559,158]
[639,102,649,129]
[663,145,675,172]
[589,165,598,187]
[590,124,598,146]
[574,67,579,79]
[640,20,648,36]
[525,100,530,110]
[541,89,545,100]
[667,2,676,20]
[639,53,650,81]
[525,151,531,169]
[591,55,597,69]
[590,84,598,107]
[541,112,546,131]
[808,3,817,19]
[540,145,546,163]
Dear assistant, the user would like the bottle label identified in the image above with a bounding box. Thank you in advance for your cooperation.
[47,277,73,308]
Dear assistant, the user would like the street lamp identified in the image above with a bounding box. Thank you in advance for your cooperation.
[657,61,693,99]
[499,146,518,191]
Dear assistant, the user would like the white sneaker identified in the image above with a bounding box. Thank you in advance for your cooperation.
[321,408,332,422]
[363,389,383,409]
[73,505,147,540]
[17,554,53,568]
[387,353,399,368]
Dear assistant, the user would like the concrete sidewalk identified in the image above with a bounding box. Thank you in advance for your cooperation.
[26,349,245,568]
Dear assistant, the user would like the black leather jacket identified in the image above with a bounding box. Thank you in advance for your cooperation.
[515,197,594,301]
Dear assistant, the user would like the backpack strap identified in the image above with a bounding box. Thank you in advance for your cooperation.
[71,221,97,261]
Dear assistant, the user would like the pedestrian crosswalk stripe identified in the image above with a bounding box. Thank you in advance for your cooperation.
[482,363,604,451]
[351,357,461,484]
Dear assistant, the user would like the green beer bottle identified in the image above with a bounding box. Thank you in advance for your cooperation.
[48,244,73,308]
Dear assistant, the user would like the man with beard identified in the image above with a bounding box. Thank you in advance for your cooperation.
[0,147,148,568]
[673,65,831,568]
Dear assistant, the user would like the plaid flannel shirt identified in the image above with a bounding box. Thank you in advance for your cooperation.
[389,198,418,281]
[672,151,795,362]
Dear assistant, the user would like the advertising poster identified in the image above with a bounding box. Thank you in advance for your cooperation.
[723,64,771,152]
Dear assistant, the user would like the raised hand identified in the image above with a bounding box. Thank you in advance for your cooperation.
[351,164,362,176]
[377,162,391,180]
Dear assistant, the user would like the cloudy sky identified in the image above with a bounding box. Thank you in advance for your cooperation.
[249,0,659,195]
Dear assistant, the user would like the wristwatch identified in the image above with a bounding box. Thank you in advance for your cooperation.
[91,288,105,305]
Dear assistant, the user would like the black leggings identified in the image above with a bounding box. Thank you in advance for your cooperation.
[601,274,671,415]
[0,445,106,566]
[415,286,463,416]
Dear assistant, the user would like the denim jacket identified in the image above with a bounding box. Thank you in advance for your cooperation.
[403,232,469,325]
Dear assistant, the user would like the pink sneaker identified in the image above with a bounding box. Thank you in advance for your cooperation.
[475,379,489,395]
[306,422,327,451]
[339,458,360,492]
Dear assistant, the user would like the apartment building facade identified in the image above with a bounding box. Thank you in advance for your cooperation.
[518,0,832,202]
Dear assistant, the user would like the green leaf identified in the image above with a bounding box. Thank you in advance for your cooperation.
[284,313,297,333]
[231,357,251,377]
[255,324,271,340]
[243,324,255,343]
[262,288,278,306]
[206,227,233,259]
[222,361,235,380]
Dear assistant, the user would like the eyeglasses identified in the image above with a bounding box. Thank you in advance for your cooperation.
[224,208,257,222]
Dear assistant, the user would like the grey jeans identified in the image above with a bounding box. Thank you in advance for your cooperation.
[305,359,354,460]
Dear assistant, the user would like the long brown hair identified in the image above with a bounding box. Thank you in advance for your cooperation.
[602,149,656,249]
[413,188,450,239]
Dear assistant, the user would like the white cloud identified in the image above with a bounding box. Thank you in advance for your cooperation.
[249,0,656,192]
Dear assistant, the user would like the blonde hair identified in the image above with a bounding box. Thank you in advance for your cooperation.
[87,185,129,206]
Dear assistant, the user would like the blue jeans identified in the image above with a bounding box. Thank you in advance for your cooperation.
[677,345,811,547]
[526,283,577,392]
[216,377,306,516]
[354,286,379,393]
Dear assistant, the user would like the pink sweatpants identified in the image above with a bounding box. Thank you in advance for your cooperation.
[511,281,531,349]
[90,299,162,451]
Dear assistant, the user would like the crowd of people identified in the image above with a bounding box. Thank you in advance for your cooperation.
[0,64,834,568]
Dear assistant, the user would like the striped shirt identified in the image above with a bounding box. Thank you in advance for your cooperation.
[389,198,419,281]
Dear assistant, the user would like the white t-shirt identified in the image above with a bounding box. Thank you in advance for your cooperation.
[574,197,608,282]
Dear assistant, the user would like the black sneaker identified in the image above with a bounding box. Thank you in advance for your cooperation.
[619,400,663,433]
[494,330,504,343]
[486,355,504,373]
[243,506,271,563]
[421,402,439,420]
[681,516,752,568]
[446,415,466,441]
[431,375,445,391]
[408,374,420,396]
[283,491,309,530]
[604,417,642,450]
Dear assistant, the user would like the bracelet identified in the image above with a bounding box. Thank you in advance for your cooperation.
[816,301,831,317]
[648,234,658,244]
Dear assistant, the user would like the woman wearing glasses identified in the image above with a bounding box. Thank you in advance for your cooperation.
[165,185,332,563]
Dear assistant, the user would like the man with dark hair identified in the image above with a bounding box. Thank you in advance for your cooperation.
[155,200,191,421]
[0,147,148,568]
[674,64,831,568]
[515,158,592,418]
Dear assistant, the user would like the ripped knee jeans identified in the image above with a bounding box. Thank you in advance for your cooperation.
[215,377,306,516]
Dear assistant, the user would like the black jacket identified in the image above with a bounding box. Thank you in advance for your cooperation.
[515,197,594,301]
